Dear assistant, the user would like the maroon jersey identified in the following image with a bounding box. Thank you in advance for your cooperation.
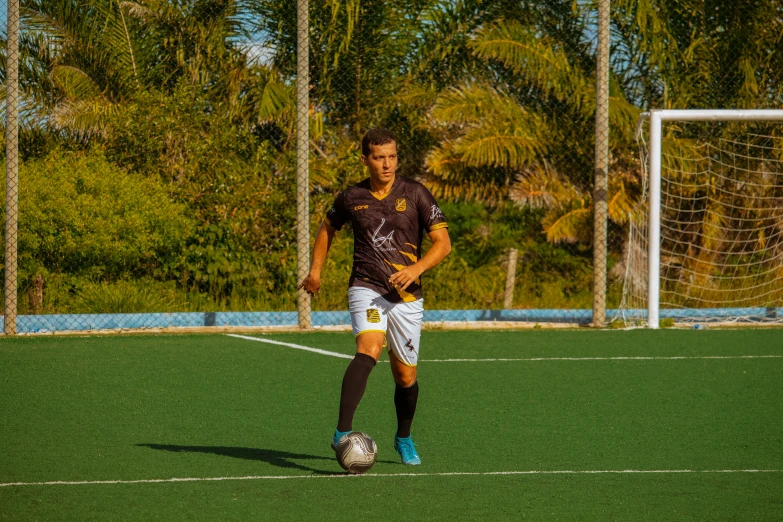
[324,176,448,303]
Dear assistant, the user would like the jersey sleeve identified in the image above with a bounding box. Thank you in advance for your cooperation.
[415,184,448,232]
[324,191,350,231]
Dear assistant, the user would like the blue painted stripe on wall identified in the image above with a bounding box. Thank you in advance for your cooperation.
[1,307,780,333]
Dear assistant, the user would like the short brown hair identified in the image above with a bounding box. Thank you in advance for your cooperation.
[361,128,397,156]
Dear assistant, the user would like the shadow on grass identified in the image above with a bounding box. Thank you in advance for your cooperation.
[137,444,396,474]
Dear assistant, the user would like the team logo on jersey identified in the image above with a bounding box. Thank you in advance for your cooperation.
[405,338,415,352]
[371,219,396,250]
[395,198,407,212]
[367,309,381,323]
[430,205,444,220]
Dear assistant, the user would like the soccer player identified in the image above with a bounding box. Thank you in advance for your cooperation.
[298,128,451,466]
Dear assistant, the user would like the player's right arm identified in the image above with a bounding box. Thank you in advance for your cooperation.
[298,192,349,296]
[298,221,337,295]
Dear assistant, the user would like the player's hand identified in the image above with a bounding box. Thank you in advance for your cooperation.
[389,265,423,292]
[298,273,321,295]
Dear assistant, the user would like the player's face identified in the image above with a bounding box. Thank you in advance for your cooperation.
[362,142,398,184]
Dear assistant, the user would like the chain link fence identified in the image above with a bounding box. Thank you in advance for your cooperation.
[2,0,781,334]
[303,0,615,328]
[3,0,19,334]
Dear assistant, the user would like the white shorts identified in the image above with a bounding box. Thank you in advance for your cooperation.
[348,286,423,367]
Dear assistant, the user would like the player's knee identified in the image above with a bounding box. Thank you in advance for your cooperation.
[394,367,417,388]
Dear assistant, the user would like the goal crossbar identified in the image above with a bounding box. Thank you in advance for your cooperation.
[644,109,783,328]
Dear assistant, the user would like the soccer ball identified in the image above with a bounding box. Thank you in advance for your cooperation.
[334,431,377,474]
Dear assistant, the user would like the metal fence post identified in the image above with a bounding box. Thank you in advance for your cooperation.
[504,248,518,309]
[4,0,20,335]
[592,0,610,327]
[296,0,312,329]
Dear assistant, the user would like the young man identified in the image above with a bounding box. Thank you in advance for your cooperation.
[298,128,451,465]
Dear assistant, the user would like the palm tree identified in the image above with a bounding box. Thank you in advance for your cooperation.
[409,14,640,245]
[613,0,783,111]
[10,0,291,139]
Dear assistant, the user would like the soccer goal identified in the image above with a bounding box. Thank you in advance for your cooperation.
[621,110,783,328]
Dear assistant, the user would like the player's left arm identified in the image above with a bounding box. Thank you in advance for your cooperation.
[389,228,451,292]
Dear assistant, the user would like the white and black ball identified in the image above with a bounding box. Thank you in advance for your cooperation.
[334,432,377,474]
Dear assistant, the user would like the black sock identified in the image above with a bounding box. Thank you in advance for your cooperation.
[336,353,376,432]
[394,381,419,438]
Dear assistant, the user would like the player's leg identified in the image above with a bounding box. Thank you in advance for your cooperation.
[334,288,388,447]
[335,331,384,436]
[386,298,423,465]
[390,355,418,438]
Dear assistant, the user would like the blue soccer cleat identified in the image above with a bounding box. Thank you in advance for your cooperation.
[394,435,421,465]
[332,429,351,451]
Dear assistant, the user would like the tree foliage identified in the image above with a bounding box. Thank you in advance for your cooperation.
[0,0,780,311]
[1,150,193,280]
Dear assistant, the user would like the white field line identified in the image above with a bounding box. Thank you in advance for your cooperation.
[2,469,780,487]
[226,335,782,363]
[423,355,783,362]
[225,334,352,359]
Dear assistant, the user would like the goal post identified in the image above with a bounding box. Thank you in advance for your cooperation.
[627,109,783,328]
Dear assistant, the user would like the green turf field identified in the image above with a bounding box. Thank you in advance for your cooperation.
[1,329,781,520]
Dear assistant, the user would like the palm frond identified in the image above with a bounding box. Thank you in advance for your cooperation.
[20,3,73,45]
[430,85,524,125]
[50,98,118,136]
[612,0,682,71]
[544,207,593,244]
[423,177,508,204]
[254,76,293,122]
[470,20,587,104]
[49,66,116,135]
[510,162,584,209]
[473,19,642,139]
[49,65,104,100]
[427,84,546,175]
[119,1,153,20]
[457,130,541,170]
[424,140,512,204]
[24,0,139,99]
[425,142,467,178]
[607,178,634,225]
[395,84,440,110]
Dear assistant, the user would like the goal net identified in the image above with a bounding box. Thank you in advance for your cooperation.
[620,110,783,327]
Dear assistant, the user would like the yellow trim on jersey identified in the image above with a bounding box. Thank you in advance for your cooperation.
[388,350,417,367]
[398,250,418,263]
[400,293,418,303]
[370,190,392,201]
[384,259,420,284]
[383,259,421,301]
[355,329,387,337]
[404,243,418,250]
[428,222,449,232]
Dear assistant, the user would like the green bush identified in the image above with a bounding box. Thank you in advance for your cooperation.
[0,150,194,312]
[104,87,299,301]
